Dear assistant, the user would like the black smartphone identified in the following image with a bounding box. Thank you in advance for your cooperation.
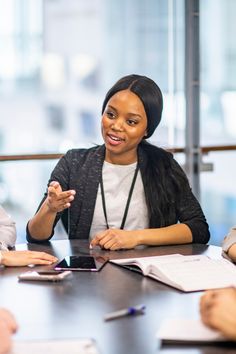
[54,255,108,272]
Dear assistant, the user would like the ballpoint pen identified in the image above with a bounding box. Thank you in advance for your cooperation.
[104,304,146,321]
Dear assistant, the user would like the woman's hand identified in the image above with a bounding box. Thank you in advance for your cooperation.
[0,308,17,354]
[27,181,76,240]
[90,229,139,250]
[46,181,76,213]
[1,250,58,267]
[200,288,236,340]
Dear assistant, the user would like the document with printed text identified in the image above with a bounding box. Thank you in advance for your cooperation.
[110,254,236,292]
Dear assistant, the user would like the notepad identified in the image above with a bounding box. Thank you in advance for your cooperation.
[110,254,236,292]
[157,318,227,344]
[11,338,100,354]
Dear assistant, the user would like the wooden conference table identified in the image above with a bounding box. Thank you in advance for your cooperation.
[0,240,235,354]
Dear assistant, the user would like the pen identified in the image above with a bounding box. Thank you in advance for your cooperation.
[104,304,146,321]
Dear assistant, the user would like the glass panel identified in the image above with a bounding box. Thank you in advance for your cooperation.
[200,0,236,145]
[0,0,43,90]
[200,0,236,245]
[201,151,236,246]
[0,0,186,243]
[0,160,67,243]
[0,0,185,156]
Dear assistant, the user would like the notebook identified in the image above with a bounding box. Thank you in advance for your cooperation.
[110,253,236,292]
[157,318,228,344]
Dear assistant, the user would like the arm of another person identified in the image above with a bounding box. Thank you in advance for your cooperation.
[0,206,16,250]
[0,308,18,354]
[222,227,236,262]
[200,288,236,340]
[0,250,57,267]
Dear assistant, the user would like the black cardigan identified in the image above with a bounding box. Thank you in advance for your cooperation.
[26,144,210,244]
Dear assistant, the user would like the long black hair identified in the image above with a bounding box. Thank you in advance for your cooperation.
[138,141,188,227]
[102,74,188,226]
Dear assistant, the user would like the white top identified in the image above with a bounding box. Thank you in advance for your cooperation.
[0,205,16,250]
[89,161,149,239]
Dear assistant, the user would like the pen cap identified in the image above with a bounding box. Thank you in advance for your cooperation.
[128,304,146,314]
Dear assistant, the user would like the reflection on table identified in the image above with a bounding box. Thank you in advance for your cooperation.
[0,240,233,354]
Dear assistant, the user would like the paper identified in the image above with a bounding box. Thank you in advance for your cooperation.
[11,338,100,354]
[111,254,183,275]
[157,318,227,343]
[150,255,236,291]
[111,254,236,292]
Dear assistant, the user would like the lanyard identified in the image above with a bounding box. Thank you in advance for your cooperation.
[100,165,139,230]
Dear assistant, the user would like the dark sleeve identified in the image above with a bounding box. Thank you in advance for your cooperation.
[171,158,210,244]
[26,150,73,243]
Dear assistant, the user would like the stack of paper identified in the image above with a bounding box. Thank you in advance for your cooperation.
[11,338,100,354]
[157,318,227,343]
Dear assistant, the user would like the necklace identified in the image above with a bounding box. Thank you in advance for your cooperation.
[100,164,139,230]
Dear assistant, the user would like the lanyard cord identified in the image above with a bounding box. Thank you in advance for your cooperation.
[100,165,139,230]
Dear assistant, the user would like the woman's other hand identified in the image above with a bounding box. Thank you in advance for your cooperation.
[90,229,139,250]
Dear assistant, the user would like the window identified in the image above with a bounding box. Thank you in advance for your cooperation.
[2,0,235,246]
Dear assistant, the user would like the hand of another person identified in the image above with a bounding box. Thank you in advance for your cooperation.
[46,181,76,213]
[227,243,236,262]
[1,250,58,267]
[0,308,18,354]
[200,287,236,340]
[90,229,138,250]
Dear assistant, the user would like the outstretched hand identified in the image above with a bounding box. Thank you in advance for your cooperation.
[46,181,76,213]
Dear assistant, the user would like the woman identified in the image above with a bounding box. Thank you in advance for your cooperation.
[0,205,57,266]
[0,308,17,354]
[27,74,210,250]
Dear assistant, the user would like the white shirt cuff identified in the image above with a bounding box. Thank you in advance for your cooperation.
[0,241,10,251]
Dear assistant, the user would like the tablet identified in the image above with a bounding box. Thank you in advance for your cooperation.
[54,255,108,272]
